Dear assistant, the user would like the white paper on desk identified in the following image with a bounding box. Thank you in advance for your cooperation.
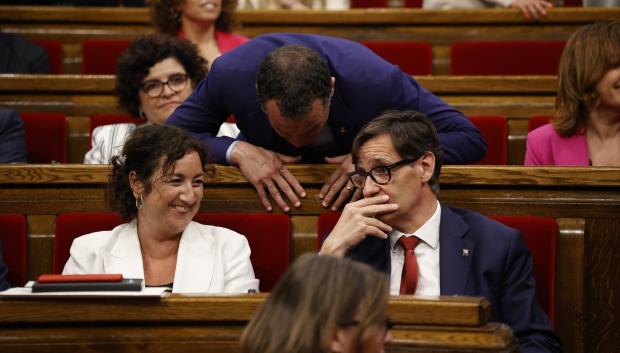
[0,281,170,298]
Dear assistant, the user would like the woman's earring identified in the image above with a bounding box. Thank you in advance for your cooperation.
[135,194,144,210]
[139,109,146,120]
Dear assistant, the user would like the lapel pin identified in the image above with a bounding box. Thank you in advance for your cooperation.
[462,249,469,257]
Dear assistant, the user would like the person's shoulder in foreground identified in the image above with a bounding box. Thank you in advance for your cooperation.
[0,108,27,163]
[524,123,588,166]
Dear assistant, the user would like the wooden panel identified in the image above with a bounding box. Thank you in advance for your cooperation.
[584,219,620,353]
[555,218,584,353]
[0,295,517,353]
[0,7,616,75]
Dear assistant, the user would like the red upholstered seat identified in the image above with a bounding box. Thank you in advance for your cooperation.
[55,212,290,292]
[360,40,433,75]
[490,215,557,325]
[404,0,422,7]
[19,112,68,164]
[350,0,388,7]
[468,116,508,165]
[193,213,291,292]
[82,39,131,74]
[31,39,63,74]
[54,213,124,274]
[317,212,556,323]
[0,214,27,287]
[528,115,552,132]
[450,41,565,75]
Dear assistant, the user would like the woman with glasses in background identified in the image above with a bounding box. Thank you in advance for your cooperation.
[241,254,392,353]
[85,34,209,164]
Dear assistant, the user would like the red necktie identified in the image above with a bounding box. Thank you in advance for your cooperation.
[399,236,421,295]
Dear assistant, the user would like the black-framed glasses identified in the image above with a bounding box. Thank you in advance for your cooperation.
[140,73,189,98]
[348,157,420,189]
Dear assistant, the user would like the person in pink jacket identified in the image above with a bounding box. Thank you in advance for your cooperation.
[525,20,620,167]
[151,0,249,68]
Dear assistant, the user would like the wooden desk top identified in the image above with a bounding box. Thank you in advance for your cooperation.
[0,294,490,326]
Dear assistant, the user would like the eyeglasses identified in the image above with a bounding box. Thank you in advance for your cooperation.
[348,157,420,189]
[140,73,189,98]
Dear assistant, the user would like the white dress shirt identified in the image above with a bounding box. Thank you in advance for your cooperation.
[389,201,441,296]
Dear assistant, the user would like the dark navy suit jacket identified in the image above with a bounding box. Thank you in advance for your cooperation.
[167,33,486,164]
[0,108,27,164]
[0,242,10,291]
[348,206,562,353]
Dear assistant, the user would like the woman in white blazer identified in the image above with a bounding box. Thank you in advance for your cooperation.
[65,124,258,293]
[84,34,239,164]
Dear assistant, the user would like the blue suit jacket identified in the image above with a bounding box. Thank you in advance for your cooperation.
[0,108,27,163]
[167,33,486,164]
[347,206,562,353]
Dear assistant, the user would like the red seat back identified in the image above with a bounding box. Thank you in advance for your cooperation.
[490,215,556,324]
[360,40,433,75]
[350,0,388,7]
[54,213,124,274]
[31,39,63,74]
[0,214,27,287]
[19,112,68,163]
[82,39,131,75]
[404,0,422,7]
[528,115,552,132]
[193,213,291,292]
[317,212,556,323]
[451,41,565,75]
[469,116,508,165]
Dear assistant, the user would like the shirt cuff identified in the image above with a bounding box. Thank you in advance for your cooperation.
[226,140,241,164]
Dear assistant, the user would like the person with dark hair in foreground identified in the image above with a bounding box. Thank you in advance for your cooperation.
[241,254,391,353]
[320,110,562,353]
[167,33,486,213]
[66,124,258,293]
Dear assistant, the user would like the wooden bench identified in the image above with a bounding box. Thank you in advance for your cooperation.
[0,6,617,74]
[0,74,556,164]
[0,294,517,353]
[0,165,618,353]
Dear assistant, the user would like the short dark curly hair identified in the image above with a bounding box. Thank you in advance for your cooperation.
[256,45,332,119]
[150,0,239,35]
[115,34,207,118]
[107,124,211,220]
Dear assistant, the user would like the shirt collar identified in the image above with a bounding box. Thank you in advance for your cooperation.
[389,201,441,250]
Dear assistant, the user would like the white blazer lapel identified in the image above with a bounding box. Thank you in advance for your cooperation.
[173,222,215,293]
[102,221,145,279]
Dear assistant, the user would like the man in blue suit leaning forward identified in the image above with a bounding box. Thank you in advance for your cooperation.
[320,110,562,353]
[167,33,486,213]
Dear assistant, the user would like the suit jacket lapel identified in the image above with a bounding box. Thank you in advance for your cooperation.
[173,222,215,293]
[439,207,474,295]
[103,222,145,279]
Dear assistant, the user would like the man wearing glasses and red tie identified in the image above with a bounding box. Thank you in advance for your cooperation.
[319,110,562,353]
